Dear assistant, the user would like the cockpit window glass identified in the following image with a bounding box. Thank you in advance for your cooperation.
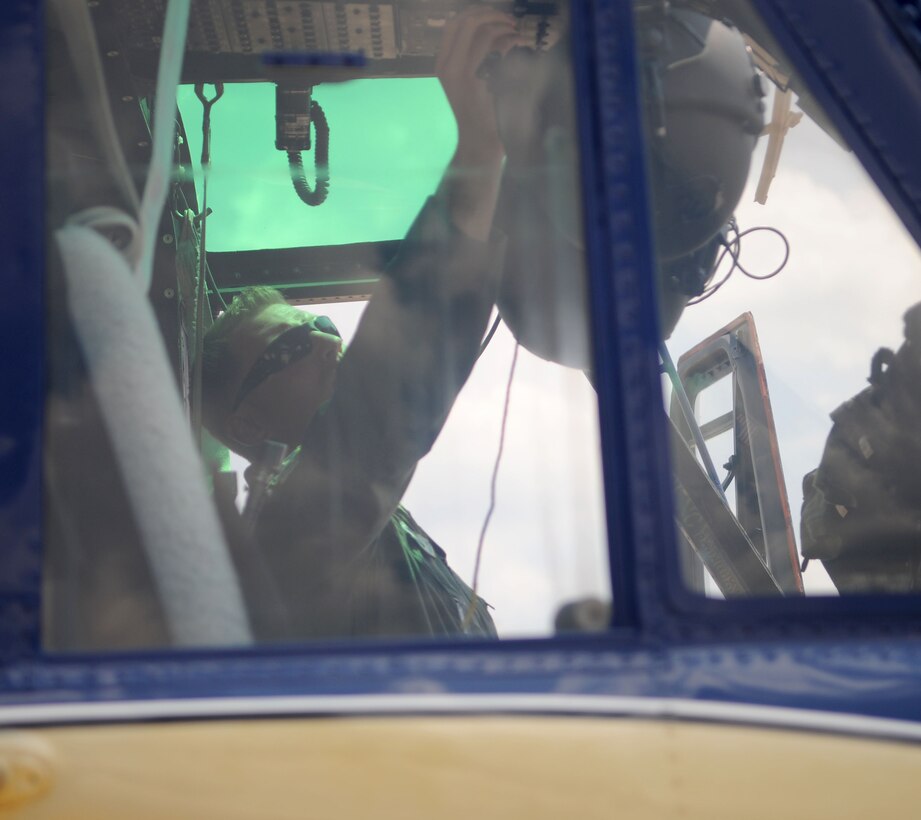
[176,79,456,251]
[636,2,921,599]
[228,301,610,637]
[43,0,610,650]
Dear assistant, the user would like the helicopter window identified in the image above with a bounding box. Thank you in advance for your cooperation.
[175,78,456,251]
[42,0,611,650]
[638,2,921,599]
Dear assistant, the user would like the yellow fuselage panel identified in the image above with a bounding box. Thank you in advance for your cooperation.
[1,716,917,818]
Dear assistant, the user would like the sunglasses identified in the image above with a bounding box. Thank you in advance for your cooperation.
[233,316,340,411]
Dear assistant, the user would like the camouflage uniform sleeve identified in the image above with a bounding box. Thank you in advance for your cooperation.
[254,196,504,636]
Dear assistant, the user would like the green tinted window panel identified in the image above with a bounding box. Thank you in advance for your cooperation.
[177,78,456,252]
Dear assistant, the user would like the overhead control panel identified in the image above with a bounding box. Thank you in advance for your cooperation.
[108,0,562,81]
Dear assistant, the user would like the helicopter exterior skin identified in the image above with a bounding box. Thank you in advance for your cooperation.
[3,0,921,816]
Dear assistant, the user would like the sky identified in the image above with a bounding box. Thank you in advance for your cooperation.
[193,64,921,638]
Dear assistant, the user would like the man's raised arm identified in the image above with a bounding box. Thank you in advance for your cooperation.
[260,9,524,589]
[436,7,524,241]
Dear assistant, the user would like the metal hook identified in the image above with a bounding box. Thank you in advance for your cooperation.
[193,81,224,108]
[193,82,224,167]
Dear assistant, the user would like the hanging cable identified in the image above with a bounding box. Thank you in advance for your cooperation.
[135,0,192,291]
[721,454,737,491]
[687,219,790,305]
[171,180,228,313]
[288,100,330,207]
[477,312,502,359]
[194,206,229,312]
[207,265,229,312]
[462,342,520,630]
[660,342,726,499]
[190,82,224,448]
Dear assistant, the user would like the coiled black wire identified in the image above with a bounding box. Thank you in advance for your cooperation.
[287,100,330,207]
[687,218,791,305]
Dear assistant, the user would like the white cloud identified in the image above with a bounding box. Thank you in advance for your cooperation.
[233,306,612,638]
[667,110,921,596]
[403,325,610,637]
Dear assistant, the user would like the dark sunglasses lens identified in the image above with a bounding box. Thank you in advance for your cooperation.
[314,315,339,337]
[277,322,315,349]
[233,324,315,410]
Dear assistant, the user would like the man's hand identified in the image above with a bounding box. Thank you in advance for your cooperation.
[436,7,526,239]
[437,6,524,164]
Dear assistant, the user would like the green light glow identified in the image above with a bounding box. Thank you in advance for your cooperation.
[177,79,456,252]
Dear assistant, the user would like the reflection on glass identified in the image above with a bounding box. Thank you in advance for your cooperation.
[43,1,609,649]
[636,2,921,597]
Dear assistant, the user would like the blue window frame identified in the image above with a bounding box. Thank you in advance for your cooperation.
[1,0,921,722]
[648,0,921,633]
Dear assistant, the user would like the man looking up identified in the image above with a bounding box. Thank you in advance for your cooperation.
[201,8,524,640]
